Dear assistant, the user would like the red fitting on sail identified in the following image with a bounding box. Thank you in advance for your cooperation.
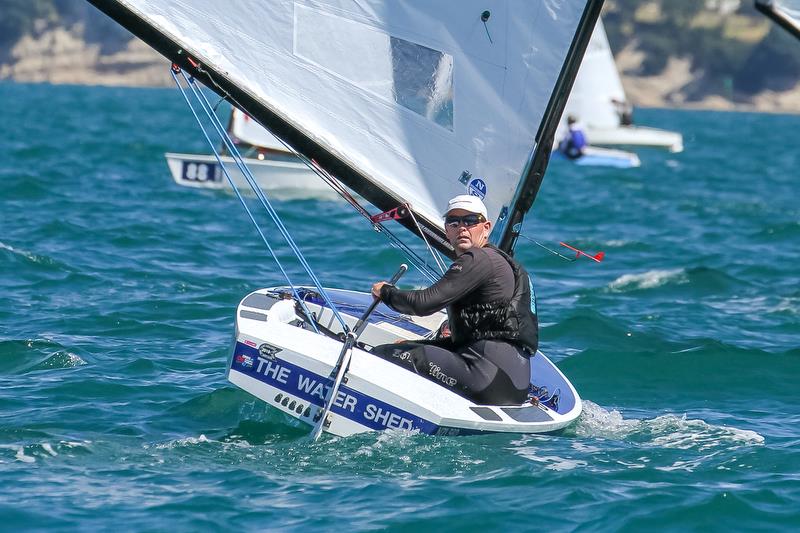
[370,205,410,223]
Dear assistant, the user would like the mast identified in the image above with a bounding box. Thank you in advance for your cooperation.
[497,0,605,253]
[87,0,605,259]
[755,1,800,41]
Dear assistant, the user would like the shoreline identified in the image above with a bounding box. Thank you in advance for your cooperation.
[2,28,799,116]
[5,78,798,117]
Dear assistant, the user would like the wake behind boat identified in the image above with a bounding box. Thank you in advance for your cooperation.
[89,0,605,438]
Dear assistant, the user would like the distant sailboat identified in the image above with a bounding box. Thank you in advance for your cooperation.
[88,0,604,437]
[563,18,684,153]
[165,108,328,193]
[755,0,800,40]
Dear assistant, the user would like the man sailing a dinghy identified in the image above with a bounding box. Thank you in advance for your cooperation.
[370,195,538,406]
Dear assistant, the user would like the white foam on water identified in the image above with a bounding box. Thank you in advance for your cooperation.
[152,434,211,449]
[513,446,588,471]
[0,241,51,264]
[576,401,764,451]
[647,414,765,450]
[64,352,88,367]
[608,268,686,291]
[354,428,420,457]
[41,442,57,456]
[574,401,642,439]
[15,448,36,463]
[61,440,92,450]
[769,296,800,315]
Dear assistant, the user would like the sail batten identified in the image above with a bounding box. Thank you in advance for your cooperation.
[88,0,603,255]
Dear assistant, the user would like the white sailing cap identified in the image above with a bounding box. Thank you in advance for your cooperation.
[444,194,488,218]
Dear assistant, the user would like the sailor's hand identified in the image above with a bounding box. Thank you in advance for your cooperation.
[371,281,388,299]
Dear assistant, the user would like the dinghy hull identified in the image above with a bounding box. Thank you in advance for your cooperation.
[228,287,582,437]
[165,152,327,193]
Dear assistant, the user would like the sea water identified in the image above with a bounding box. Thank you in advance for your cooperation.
[1,82,798,530]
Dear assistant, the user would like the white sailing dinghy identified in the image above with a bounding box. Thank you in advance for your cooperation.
[557,145,641,168]
[756,0,800,41]
[88,0,604,437]
[165,108,328,193]
[562,18,684,153]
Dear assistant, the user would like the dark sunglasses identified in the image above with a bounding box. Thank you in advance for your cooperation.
[444,214,485,229]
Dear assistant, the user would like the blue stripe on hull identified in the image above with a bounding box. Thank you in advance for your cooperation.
[232,342,439,434]
[231,342,567,437]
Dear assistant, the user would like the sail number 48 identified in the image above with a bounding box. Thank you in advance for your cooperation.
[181,162,221,183]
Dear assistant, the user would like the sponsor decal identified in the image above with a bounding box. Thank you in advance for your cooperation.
[468,178,487,199]
[234,353,254,369]
[428,362,457,387]
[244,339,257,348]
[230,342,438,433]
[258,342,281,361]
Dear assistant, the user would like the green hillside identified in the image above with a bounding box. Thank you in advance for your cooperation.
[2,0,799,105]
[604,0,800,99]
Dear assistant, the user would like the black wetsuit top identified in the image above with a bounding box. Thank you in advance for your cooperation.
[381,246,515,328]
[372,246,531,405]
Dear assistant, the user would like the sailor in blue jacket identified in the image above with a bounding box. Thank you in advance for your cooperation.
[558,114,587,159]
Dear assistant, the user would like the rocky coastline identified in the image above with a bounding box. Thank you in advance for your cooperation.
[2,24,799,114]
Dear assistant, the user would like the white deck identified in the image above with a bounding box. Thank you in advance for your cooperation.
[228,287,582,438]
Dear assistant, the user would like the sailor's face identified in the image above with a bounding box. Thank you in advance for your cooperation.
[445,209,491,255]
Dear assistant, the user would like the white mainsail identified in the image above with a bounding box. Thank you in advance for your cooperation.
[229,108,287,152]
[562,18,684,153]
[565,18,626,131]
[756,0,800,40]
[89,0,602,252]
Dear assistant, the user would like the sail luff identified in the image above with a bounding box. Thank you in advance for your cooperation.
[87,0,454,254]
[756,0,800,40]
[497,0,605,253]
[87,1,605,259]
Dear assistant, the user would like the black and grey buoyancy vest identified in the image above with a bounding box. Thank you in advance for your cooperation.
[449,246,539,354]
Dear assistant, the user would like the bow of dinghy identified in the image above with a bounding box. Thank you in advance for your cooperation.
[228,288,582,437]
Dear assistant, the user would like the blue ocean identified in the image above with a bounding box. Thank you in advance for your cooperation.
[1,82,798,530]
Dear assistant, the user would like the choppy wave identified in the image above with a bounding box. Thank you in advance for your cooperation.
[0,339,87,374]
[2,85,799,529]
[0,241,59,267]
[607,266,740,294]
[0,441,92,464]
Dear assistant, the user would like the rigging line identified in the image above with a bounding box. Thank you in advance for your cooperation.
[516,233,577,262]
[171,71,320,332]
[303,158,441,283]
[183,73,352,333]
[172,73,326,332]
[188,63,442,283]
[170,72,318,332]
[407,209,446,276]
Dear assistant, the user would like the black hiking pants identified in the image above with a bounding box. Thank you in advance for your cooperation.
[371,339,531,405]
